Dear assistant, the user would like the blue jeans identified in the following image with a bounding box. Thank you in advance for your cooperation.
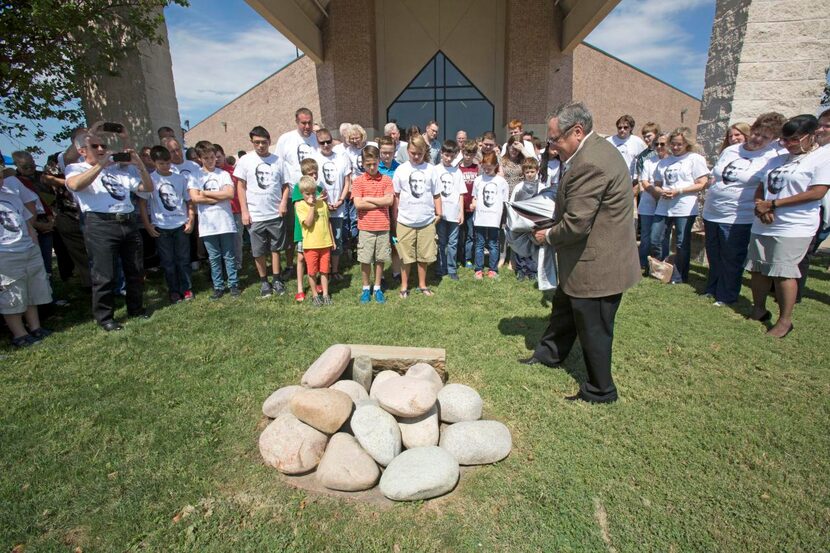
[475,227,500,273]
[638,214,670,269]
[156,225,192,295]
[38,231,53,276]
[437,219,460,275]
[463,215,475,264]
[703,219,751,304]
[651,215,696,283]
[329,217,344,256]
[202,232,238,290]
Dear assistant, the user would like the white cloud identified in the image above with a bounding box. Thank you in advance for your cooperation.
[586,0,715,95]
[167,22,299,123]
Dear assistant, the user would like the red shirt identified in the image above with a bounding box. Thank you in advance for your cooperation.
[221,163,241,214]
[351,172,394,231]
[459,164,478,212]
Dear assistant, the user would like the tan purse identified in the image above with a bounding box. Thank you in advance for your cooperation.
[648,255,674,284]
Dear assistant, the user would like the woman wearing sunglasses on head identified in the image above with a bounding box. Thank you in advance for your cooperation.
[702,112,785,306]
[745,114,830,337]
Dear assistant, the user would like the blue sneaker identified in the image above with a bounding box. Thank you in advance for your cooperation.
[374,288,386,304]
[360,289,371,303]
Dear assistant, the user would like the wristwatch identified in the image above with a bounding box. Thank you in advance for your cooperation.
[770,200,777,211]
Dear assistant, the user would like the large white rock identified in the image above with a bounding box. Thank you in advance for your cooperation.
[379,446,459,501]
[437,383,483,423]
[330,380,369,404]
[350,404,401,466]
[373,376,438,417]
[290,388,353,434]
[369,370,401,399]
[301,344,352,388]
[315,433,380,491]
[258,413,328,474]
[439,420,512,465]
[262,385,304,418]
[405,363,443,394]
[397,405,439,448]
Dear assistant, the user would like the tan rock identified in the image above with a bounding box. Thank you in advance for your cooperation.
[262,385,304,418]
[397,405,439,448]
[374,375,438,417]
[258,413,328,474]
[369,370,401,399]
[290,388,353,434]
[301,344,351,388]
[316,433,380,491]
[330,380,369,403]
[405,363,443,394]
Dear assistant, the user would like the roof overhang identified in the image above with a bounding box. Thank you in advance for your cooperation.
[557,0,621,52]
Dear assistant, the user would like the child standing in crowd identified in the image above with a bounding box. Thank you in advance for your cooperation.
[316,128,352,282]
[434,140,467,280]
[189,142,239,299]
[352,145,394,303]
[0,172,53,347]
[472,151,509,279]
[459,141,479,268]
[291,158,323,301]
[140,146,194,303]
[378,135,402,281]
[510,157,542,281]
[296,176,334,306]
[392,135,442,297]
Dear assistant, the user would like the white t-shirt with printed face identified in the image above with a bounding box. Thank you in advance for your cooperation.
[345,143,378,180]
[65,162,142,214]
[317,151,351,219]
[752,145,830,237]
[638,155,662,216]
[434,164,467,222]
[393,161,439,227]
[653,152,710,217]
[144,172,190,229]
[233,152,283,222]
[608,134,647,178]
[545,158,562,194]
[2,176,39,213]
[172,160,201,187]
[188,168,237,237]
[472,174,509,228]
[275,130,318,189]
[0,188,34,253]
[704,143,780,225]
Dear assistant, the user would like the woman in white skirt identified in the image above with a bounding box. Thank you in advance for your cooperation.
[746,115,830,337]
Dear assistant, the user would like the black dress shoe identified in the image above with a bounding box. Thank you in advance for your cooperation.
[518,356,543,366]
[129,310,151,320]
[101,320,124,332]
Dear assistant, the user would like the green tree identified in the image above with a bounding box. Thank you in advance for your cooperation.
[0,0,189,153]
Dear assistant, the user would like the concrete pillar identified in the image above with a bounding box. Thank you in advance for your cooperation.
[81,15,182,149]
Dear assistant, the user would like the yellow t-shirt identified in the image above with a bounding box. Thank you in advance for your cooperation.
[295,198,333,249]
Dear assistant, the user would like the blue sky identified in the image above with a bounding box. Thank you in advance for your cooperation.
[2,0,715,165]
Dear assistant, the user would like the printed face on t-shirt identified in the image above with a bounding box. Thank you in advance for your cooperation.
[664,164,681,186]
[255,163,276,190]
[356,154,365,173]
[297,143,314,163]
[440,173,454,197]
[323,162,337,185]
[721,158,752,185]
[766,161,798,195]
[158,183,178,211]
[483,182,497,207]
[0,201,21,234]
[101,173,127,201]
[204,176,220,192]
[409,171,426,198]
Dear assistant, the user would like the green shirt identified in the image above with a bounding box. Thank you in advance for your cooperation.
[292,184,323,242]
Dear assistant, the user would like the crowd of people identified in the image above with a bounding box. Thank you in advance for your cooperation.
[1,105,828,348]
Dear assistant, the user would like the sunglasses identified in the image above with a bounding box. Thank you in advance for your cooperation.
[655,142,667,147]
[318,139,333,145]
[89,143,108,150]
[617,125,630,130]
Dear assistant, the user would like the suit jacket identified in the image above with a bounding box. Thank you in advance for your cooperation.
[546,132,641,298]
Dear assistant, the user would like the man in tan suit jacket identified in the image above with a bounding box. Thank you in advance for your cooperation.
[522,102,641,403]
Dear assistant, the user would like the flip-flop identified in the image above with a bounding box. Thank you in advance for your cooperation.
[399,290,409,299]
[416,287,434,297]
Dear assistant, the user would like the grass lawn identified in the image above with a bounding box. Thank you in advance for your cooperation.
[1,253,828,552]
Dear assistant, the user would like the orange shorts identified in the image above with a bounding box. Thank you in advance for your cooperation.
[303,247,331,275]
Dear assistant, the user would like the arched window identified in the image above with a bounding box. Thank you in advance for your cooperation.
[387,52,494,142]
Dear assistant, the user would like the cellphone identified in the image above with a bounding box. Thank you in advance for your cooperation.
[102,122,125,133]
[112,152,131,163]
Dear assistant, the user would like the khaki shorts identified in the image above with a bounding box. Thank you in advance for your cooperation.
[0,246,53,314]
[395,221,437,264]
[358,230,391,264]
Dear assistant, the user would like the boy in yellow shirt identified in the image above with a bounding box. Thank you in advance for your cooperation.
[296,175,334,306]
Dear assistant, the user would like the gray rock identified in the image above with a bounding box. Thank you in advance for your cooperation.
[351,356,373,392]
[405,363,443,394]
[315,433,380,491]
[374,375,438,417]
[355,397,379,410]
[258,413,328,474]
[330,380,369,403]
[262,385,304,418]
[369,370,401,399]
[301,344,351,388]
[439,420,512,465]
[350,404,401,466]
[437,383,483,423]
[290,388,353,434]
[397,405,439,448]
[379,446,459,501]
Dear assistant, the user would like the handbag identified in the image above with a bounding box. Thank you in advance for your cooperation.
[648,255,674,284]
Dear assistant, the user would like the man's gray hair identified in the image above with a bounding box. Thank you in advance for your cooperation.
[74,131,95,149]
[549,102,593,134]
[384,122,398,135]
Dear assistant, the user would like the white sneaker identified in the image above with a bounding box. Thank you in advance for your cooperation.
[713,301,726,307]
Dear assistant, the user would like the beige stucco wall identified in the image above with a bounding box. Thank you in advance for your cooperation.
[186,56,321,155]
[374,0,505,139]
[572,44,701,138]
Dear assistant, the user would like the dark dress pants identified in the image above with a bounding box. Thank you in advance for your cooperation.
[54,212,91,287]
[83,213,144,324]
[533,287,622,402]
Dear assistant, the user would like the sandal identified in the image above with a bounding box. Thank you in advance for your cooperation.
[331,272,344,282]
[399,290,409,299]
[416,287,434,297]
